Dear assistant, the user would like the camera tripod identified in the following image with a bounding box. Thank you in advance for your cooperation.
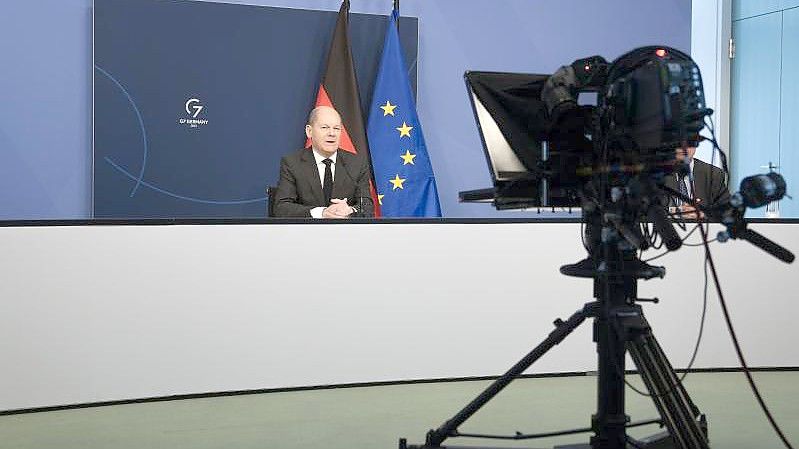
[399,229,710,449]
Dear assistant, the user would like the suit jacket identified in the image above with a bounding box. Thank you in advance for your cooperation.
[273,148,375,218]
[663,159,730,208]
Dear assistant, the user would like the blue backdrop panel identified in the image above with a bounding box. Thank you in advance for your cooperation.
[93,0,417,218]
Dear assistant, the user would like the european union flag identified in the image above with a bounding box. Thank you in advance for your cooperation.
[367,10,441,217]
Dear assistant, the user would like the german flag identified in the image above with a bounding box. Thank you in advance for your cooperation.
[308,0,381,216]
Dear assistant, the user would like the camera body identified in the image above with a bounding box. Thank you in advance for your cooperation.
[543,46,710,187]
[603,47,708,156]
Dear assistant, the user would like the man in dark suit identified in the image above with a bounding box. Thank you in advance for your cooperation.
[273,106,374,218]
[664,146,730,219]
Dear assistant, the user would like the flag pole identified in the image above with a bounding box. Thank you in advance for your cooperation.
[393,0,400,31]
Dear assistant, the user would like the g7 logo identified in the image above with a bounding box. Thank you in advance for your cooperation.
[185,98,204,118]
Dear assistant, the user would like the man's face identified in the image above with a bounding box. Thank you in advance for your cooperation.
[675,146,697,162]
[306,107,342,157]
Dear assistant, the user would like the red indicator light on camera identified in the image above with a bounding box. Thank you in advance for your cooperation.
[655,48,668,58]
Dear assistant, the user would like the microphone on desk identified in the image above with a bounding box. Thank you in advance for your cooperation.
[338,156,369,218]
[356,195,364,218]
[347,194,371,218]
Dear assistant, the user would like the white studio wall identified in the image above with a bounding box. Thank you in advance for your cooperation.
[0,222,796,411]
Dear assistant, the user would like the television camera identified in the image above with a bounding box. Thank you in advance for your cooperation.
[401,46,793,449]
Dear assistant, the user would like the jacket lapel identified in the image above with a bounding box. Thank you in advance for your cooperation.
[692,160,712,204]
[332,150,354,200]
[300,149,325,206]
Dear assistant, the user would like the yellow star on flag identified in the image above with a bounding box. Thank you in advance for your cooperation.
[380,100,397,117]
[400,150,416,165]
[377,194,385,205]
[396,122,413,138]
[390,174,406,190]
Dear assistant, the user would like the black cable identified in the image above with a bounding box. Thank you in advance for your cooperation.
[643,221,664,250]
[642,223,701,262]
[683,238,717,247]
[450,418,662,441]
[630,116,790,448]
[700,116,731,205]
[705,115,729,180]
[625,221,709,398]
[683,220,711,371]
[641,250,669,264]
[697,224,795,449]
[681,220,716,247]
[698,121,715,213]
[581,220,589,251]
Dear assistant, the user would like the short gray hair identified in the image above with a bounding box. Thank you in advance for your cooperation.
[307,107,321,126]
[307,106,339,126]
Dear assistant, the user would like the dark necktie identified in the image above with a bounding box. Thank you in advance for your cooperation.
[677,173,690,206]
[322,158,333,206]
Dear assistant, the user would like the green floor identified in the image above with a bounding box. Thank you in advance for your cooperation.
[1,372,797,449]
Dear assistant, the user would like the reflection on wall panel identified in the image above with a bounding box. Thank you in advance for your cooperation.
[733,0,799,20]
[779,7,799,218]
[731,12,782,217]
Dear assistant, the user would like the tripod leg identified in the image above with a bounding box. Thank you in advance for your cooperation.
[420,303,595,448]
[627,319,708,449]
[591,304,631,449]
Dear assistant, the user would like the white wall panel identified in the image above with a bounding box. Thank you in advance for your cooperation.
[0,222,796,411]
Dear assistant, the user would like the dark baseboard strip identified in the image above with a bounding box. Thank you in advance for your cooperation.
[1,217,583,226]
[2,366,796,416]
[2,218,798,227]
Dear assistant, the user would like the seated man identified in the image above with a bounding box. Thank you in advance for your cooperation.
[273,106,374,218]
[665,146,730,219]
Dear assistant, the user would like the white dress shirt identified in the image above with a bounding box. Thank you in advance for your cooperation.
[682,158,695,199]
[312,148,337,186]
[674,159,695,207]
[310,149,336,219]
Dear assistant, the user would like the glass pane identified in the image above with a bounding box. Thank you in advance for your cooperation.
[731,12,782,217]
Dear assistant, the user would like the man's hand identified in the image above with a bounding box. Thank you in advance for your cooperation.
[322,198,354,219]
[677,199,704,220]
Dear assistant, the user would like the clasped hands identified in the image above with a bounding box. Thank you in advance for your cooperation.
[672,199,704,220]
[322,198,355,219]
